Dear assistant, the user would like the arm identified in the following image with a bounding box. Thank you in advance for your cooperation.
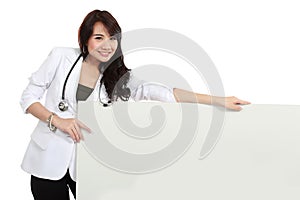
[21,48,90,142]
[127,74,250,110]
[173,88,250,111]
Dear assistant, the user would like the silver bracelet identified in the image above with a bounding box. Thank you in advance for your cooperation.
[46,112,57,132]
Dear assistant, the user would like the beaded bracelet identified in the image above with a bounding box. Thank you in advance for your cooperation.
[46,112,57,132]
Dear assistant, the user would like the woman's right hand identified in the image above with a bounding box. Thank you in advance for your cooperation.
[52,116,91,142]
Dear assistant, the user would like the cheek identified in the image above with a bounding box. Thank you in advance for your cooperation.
[112,41,118,51]
[86,38,99,51]
[87,42,98,52]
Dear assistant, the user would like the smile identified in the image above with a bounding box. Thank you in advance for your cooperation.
[98,51,111,57]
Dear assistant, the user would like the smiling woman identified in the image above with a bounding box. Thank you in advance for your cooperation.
[19,9,250,200]
[78,10,131,102]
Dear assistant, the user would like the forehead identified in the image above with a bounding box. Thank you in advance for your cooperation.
[93,22,110,36]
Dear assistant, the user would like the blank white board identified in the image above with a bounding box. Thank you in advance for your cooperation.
[77,102,300,200]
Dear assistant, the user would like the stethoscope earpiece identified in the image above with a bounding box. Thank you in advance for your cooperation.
[101,100,112,107]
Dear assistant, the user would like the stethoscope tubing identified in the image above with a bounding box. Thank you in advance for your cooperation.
[58,53,111,111]
[61,54,82,100]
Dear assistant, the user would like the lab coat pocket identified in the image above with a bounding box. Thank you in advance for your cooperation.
[30,122,54,150]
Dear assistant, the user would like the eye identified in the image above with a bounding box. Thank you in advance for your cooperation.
[95,36,103,40]
[110,36,117,40]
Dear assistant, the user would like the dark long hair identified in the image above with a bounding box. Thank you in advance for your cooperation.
[78,10,131,101]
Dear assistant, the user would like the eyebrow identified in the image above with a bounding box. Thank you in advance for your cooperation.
[93,33,116,38]
[93,33,105,37]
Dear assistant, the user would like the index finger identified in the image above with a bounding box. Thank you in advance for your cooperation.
[76,119,92,133]
[235,99,251,105]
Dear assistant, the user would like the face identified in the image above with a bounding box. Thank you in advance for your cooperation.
[86,22,118,64]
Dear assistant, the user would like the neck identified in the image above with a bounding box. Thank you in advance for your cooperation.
[84,55,101,69]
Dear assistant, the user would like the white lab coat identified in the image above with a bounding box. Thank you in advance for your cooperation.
[20,47,176,181]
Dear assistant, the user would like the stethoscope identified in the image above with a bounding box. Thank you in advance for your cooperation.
[58,54,111,112]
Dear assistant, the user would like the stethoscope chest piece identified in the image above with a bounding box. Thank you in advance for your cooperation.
[58,100,68,112]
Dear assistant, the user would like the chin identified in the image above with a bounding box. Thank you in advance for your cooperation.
[100,57,113,63]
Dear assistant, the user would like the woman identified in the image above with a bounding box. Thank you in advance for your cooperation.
[20,9,250,200]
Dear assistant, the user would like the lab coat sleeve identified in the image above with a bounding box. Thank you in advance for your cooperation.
[128,74,176,102]
[20,48,62,113]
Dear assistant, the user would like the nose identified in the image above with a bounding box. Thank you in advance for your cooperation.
[100,39,112,50]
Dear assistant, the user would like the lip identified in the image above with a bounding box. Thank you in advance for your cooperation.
[98,51,111,57]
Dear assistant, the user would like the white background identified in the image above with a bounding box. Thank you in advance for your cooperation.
[0,0,299,199]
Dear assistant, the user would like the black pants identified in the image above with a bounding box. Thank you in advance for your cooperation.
[31,170,76,200]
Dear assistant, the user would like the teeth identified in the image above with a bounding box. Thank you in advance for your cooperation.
[99,52,110,56]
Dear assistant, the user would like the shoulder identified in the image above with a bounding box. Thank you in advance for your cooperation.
[127,72,146,91]
[48,47,81,58]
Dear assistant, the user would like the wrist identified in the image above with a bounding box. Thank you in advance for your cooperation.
[46,112,57,132]
[51,114,61,128]
[211,96,224,106]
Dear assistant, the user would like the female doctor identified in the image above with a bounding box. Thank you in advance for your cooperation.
[20,9,250,200]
